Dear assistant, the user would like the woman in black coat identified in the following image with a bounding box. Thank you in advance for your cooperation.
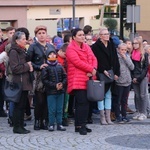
[92,27,120,125]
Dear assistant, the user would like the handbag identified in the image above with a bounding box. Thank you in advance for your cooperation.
[3,79,22,103]
[3,53,23,103]
[87,77,105,101]
[99,69,114,84]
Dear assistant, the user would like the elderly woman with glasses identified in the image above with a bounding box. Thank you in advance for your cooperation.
[9,31,33,134]
[92,27,120,125]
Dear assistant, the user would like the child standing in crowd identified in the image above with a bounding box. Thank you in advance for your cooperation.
[57,43,69,126]
[42,47,67,131]
[115,43,134,123]
[132,37,149,121]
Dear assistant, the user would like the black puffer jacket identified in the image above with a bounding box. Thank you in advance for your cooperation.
[131,53,148,83]
[27,42,55,71]
[42,62,67,95]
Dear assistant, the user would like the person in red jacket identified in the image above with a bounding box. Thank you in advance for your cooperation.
[66,28,97,135]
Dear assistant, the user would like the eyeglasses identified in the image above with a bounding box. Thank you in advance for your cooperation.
[86,39,92,41]
[100,33,110,36]
[132,42,139,45]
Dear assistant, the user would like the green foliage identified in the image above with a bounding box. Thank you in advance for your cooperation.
[103,18,117,31]
[95,9,101,19]
[104,6,111,18]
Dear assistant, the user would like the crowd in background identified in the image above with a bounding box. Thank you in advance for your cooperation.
[0,24,150,135]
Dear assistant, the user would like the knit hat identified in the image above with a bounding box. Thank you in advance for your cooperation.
[53,36,63,50]
[45,45,56,58]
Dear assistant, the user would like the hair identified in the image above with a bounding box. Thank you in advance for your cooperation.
[99,27,108,35]
[64,33,72,43]
[118,43,127,49]
[144,44,150,52]
[62,30,71,36]
[124,38,131,43]
[83,25,92,35]
[71,28,82,39]
[133,37,145,61]
[60,43,69,52]
[16,27,29,40]
[5,26,15,32]
[11,31,25,46]
[143,39,148,43]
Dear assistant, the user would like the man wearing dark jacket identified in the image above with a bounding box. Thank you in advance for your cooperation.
[92,27,120,125]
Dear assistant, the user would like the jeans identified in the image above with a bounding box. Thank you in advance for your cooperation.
[114,85,131,118]
[98,88,111,110]
[9,102,14,117]
[47,93,64,126]
[132,77,149,115]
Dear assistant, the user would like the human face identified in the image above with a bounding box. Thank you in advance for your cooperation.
[85,35,93,46]
[36,30,47,43]
[48,52,56,59]
[147,48,150,54]
[6,29,15,39]
[59,50,66,58]
[143,41,148,47]
[73,30,85,44]
[99,29,110,41]
[133,40,140,50]
[126,41,132,49]
[16,34,27,49]
[118,45,127,55]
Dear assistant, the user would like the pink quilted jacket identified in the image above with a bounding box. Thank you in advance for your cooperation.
[66,40,97,94]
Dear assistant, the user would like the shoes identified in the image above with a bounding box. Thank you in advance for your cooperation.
[75,126,92,133]
[57,125,66,131]
[110,112,116,121]
[0,111,7,117]
[122,116,130,123]
[8,117,13,127]
[137,113,147,121]
[133,113,140,120]
[87,118,93,124]
[40,120,48,130]
[13,127,29,134]
[24,115,32,121]
[79,126,87,135]
[34,120,40,130]
[62,118,69,126]
[127,107,135,114]
[48,125,54,132]
[22,127,31,133]
[116,116,125,124]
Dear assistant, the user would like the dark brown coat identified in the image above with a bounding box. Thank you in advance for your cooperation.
[9,44,32,91]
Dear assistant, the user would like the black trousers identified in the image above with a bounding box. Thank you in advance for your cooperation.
[114,85,131,118]
[74,90,89,127]
[13,91,28,128]
[34,91,47,121]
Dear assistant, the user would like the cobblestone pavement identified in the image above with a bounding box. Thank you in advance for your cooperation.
[0,91,150,150]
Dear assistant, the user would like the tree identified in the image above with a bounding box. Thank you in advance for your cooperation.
[103,18,117,31]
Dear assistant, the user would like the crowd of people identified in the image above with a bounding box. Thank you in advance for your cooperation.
[0,24,150,135]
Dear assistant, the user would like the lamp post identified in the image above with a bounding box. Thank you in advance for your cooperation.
[72,0,75,28]
[120,0,124,40]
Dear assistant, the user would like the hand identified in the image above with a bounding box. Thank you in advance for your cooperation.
[114,75,119,80]
[104,70,110,77]
[56,83,63,90]
[133,78,138,83]
[40,63,48,69]
[120,53,126,59]
[29,65,33,72]
[87,73,92,77]
[92,68,97,76]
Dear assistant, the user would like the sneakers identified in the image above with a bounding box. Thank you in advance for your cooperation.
[137,114,147,121]
[122,116,130,123]
[57,125,66,131]
[133,113,147,120]
[48,125,54,132]
[116,116,125,124]
[133,113,140,120]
